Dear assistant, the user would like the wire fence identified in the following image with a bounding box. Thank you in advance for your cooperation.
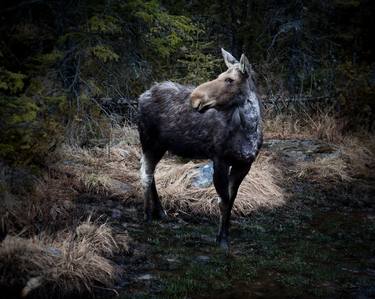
[98,94,339,125]
[262,95,338,115]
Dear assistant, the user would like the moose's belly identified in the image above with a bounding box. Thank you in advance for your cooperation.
[163,134,215,159]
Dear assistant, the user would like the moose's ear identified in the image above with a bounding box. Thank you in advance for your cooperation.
[239,54,251,75]
[221,48,238,68]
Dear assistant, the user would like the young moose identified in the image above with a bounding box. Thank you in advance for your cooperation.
[138,49,263,249]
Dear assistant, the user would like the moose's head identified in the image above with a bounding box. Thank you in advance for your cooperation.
[190,48,253,112]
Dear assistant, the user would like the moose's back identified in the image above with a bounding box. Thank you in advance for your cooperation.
[138,81,232,159]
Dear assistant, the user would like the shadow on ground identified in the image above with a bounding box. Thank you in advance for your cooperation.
[101,140,375,299]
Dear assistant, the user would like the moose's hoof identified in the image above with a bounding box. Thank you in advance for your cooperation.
[153,208,168,221]
[216,235,230,252]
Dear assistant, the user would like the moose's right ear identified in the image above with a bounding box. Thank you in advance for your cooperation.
[221,48,238,69]
[239,54,251,76]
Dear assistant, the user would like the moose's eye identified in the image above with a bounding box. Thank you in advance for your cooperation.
[225,78,234,84]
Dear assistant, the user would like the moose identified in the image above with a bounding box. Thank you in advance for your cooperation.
[137,49,263,250]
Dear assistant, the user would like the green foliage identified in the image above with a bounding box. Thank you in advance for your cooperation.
[88,15,121,34]
[0,66,65,164]
[177,40,221,85]
[90,45,119,62]
[0,0,373,168]
[0,70,27,94]
[32,51,64,68]
[123,0,202,69]
[0,93,63,164]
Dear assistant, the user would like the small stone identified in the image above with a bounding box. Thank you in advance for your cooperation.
[192,162,214,188]
[109,178,133,196]
[196,255,210,262]
[116,149,129,158]
[46,247,62,257]
[112,208,122,219]
[138,274,153,280]
[62,200,73,209]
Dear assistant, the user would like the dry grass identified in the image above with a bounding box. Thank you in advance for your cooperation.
[1,118,373,297]
[341,135,375,179]
[78,172,113,194]
[263,108,374,184]
[56,125,286,217]
[155,153,285,216]
[0,142,132,298]
[264,110,345,142]
[294,156,351,182]
[292,135,375,183]
[35,123,374,218]
[56,126,141,198]
[0,176,77,236]
[0,218,130,298]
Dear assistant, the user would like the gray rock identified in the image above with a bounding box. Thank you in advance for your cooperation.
[264,139,340,162]
[196,255,210,262]
[137,274,154,280]
[108,178,133,196]
[166,257,178,263]
[111,208,122,219]
[192,162,214,188]
[46,247,62,257]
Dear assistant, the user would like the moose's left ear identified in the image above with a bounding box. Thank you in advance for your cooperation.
[221,48,238,69]
[239,54,251,75]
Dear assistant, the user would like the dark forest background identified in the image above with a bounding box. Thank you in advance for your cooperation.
[1,0,374,167]
[1,2,375,297]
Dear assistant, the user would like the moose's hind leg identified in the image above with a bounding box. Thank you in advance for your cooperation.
[140,150,166,222]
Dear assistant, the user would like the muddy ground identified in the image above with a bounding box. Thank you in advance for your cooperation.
[73,139,375,299]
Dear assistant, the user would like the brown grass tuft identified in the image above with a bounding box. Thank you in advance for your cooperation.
[264,108,346,143]
[56,127,141,198]
[293,135,375,182]
[341,135,375,179]
[0,177,76,235]
[0,218,129,298]
[55,125,285,217]
[155,153,285,216]
[294,156,351,182]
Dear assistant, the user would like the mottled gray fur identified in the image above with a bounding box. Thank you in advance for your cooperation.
[138,80,262,162]
[138,57,262,250]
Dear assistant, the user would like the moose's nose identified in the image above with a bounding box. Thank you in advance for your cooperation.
[190,91,206,111]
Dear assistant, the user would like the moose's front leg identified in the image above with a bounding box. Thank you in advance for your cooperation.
[213,160,230,250]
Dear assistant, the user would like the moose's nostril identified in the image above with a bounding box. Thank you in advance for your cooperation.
[190,91,204,110]
[191,97,201,109]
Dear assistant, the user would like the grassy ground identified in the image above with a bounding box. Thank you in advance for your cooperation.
[122,187,374,299]
[1,124,374,298]
[115,141,375,299]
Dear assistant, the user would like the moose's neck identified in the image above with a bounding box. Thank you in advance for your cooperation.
[237,79,261,112]
[229,80,262,133]
[245,88,261,121]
